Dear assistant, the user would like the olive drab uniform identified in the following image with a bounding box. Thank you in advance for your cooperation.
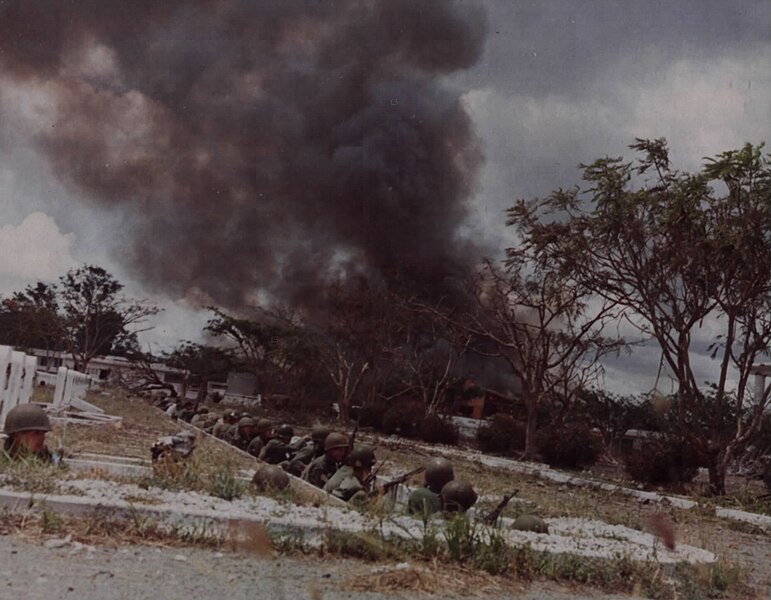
[259,438,293,464]
[407,487,442,517]
[232,429,255,452]
[290,440,314,465]
[247,436,265,458]
[323,465,370,504]
[212,421,234,442]
[302,454,340,488]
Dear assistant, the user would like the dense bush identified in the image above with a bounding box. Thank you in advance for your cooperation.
[356,400,389,429]
[623,436,703,487]
[536,423,602,470]
[382,403,424,438]
[418,414,460,446]
[476,415,525,456]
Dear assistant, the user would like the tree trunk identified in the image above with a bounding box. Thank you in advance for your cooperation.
[197,373,209,404]
[338,394,350,422]
[707,448,727,496]
[523,401,538,459]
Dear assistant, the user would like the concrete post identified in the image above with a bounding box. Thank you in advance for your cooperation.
[53,366,69,408]
[20,355,38,404]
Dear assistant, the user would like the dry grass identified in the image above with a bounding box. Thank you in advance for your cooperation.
[343,562,507,596]
[0,507,224,551]
[51,388,254,471]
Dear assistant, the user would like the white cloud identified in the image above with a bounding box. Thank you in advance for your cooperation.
[0,212,77,292]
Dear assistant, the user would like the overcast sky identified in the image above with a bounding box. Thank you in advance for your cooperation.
[0,0,768,395]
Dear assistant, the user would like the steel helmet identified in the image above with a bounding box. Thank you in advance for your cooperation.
[511,514,549,534]
[323,432,349,452]
[311,427,331,443]
[276,424,294,439]
[348,445,376,470]
[238,416,256,428]
[440,480,478,513]
[424,458,454,492]
[251,464,290,491]
[4,404,51,434]
[256,418,273,434]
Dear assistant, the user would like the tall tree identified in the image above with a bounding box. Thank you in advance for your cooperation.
[312,277,393,422]
[512,139,771,493]
[427,259,624,458]
[58,265,159,371]
[205,306,326,403]
[0,282,63,352]
[165,342,231,403]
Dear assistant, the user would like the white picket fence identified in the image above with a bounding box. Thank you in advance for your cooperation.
[0,345,38,430]
[0,345,104,430]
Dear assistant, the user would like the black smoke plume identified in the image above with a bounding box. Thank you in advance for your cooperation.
[0,0,487,309]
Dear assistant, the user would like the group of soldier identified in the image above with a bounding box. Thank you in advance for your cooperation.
[1,399,547,532]
[162,400,483,516]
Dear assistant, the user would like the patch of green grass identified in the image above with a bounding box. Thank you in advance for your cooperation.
[0,450,65,494]
[208,470,246,501]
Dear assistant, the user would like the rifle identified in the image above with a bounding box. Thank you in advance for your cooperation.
[362,458,386,489]
[348,424,358,455]
[482,489,519,525]
[377,466,426,496]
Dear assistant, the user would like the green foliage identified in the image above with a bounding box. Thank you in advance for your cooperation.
[208,471,245,501]
[476,414,525,456]
[0,264,157,367]
[536,422,602,470]
[510,138,771,493]
[41,507,64,534]
[623,436,703,487]
[356,399,389,429]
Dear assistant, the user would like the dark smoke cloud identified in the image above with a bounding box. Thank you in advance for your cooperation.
[0,0,487,308]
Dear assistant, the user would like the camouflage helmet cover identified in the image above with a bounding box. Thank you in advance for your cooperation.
[348,445,376,470]
[424,458,454,492]
[440,480,478,513]
[251,464,290,491]
[323,432,349,452]
[3,403,51,434]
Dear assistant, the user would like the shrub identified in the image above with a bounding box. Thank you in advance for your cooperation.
[476,414,525,456]
[382,403,424,438]
[623,435,703,487]
[418,414,460,445]
[357,400,389,429]
[537,423,602,470]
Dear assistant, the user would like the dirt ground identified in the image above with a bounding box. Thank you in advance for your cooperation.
[0,532,653,600]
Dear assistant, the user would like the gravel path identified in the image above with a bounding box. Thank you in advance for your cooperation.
[0,534,642,600]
